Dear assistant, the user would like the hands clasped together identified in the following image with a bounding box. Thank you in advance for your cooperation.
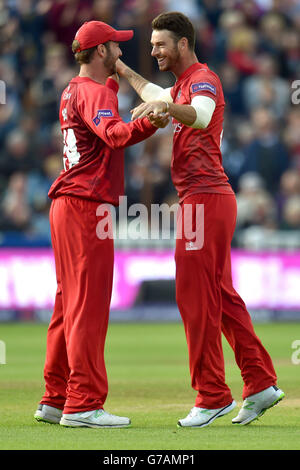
[131,101,170,128]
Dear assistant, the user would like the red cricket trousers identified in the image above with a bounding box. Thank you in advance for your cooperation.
[40,196,114,413]
[175,193,277,408]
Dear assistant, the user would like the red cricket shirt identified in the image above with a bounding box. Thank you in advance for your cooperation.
[170,63,234,201]
[48,77,157,205]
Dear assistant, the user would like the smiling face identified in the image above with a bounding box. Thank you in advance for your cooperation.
[150,29,181,72]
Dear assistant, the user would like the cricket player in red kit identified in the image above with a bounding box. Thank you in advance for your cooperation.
[117,12,285,427]
[34,21,166,428]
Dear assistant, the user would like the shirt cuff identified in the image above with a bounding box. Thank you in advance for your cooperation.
[141,116,157,131]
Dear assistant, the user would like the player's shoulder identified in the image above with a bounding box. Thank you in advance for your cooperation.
[188,63,223,98]
[76,78,118,110]
[74,77,107,95]
[190,63,221,85]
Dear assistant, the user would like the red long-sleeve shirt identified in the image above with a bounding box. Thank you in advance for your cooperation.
[170,63,234,201]
[48,77,157,205]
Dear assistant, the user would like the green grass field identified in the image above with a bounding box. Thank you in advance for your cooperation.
[0,321,299,450]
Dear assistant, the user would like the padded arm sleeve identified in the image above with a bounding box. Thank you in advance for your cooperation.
[141,83,173,103]
[190,95,216,129]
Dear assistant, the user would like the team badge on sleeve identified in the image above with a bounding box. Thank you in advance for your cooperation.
[191,82,216,95]
[93,109,113,126]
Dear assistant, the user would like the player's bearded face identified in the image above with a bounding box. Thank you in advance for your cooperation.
[151,30,181,72]
[103,42,120,75]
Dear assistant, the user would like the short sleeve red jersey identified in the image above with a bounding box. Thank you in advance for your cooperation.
[170,63,234,201]
[48,77,156,205]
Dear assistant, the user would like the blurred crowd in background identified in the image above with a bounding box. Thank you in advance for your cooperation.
[0,0,300,248]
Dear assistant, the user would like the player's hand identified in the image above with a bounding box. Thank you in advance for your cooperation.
[116,59,127,77]
[130,101,169,121]
[147,112,170,128]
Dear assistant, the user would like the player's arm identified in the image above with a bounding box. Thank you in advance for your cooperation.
[132,96,216,129]
[116,59,173,104]
[78,80,167,150]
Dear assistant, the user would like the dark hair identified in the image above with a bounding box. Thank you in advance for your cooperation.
[151,11,195,50]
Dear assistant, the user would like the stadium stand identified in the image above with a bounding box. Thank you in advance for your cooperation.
[0,0,299,249]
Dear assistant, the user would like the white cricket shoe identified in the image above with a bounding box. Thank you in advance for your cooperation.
[60,409,131,428]
[178,400,236,428]
[232,385,285,425]
[34,404,63,424]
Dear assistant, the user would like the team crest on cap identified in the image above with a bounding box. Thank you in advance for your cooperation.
[93,109,113,126]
